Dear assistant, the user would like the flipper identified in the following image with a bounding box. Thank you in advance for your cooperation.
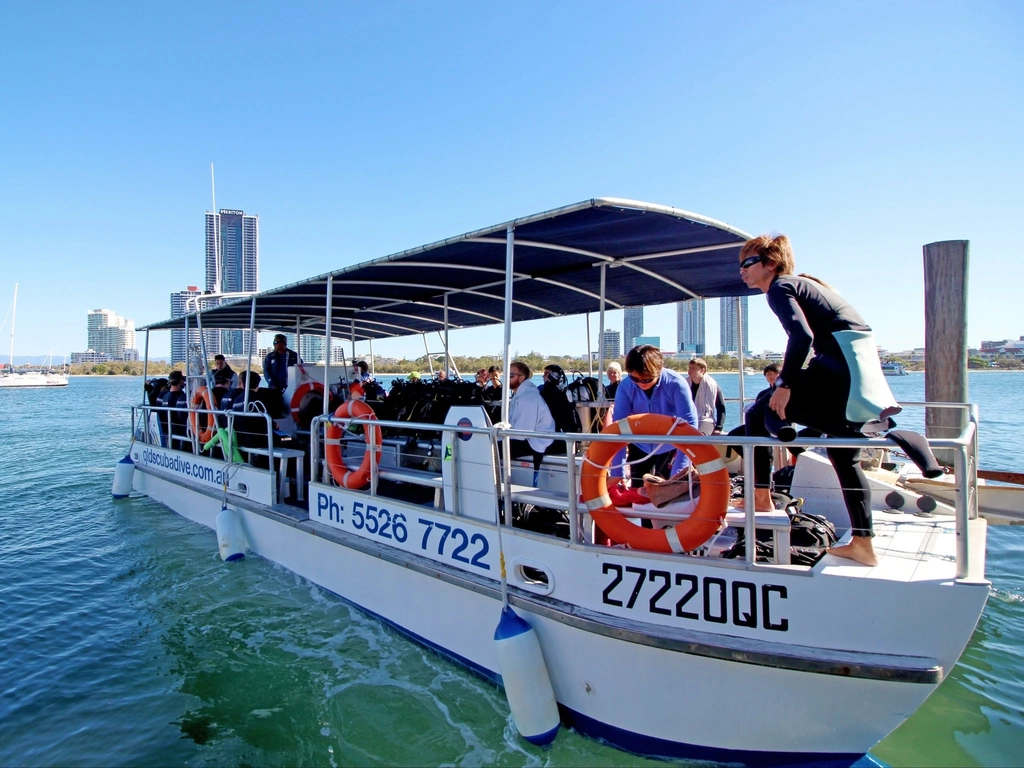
[888,430,944,479]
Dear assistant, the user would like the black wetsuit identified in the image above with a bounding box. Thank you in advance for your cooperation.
[746,275,873,537]
[160,388,190,447]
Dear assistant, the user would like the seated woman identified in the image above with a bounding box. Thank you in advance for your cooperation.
[610,345,699,499]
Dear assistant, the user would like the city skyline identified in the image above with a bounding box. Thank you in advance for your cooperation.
[1,5,1019,363]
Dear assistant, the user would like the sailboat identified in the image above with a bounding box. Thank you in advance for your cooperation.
[0,284,69,388]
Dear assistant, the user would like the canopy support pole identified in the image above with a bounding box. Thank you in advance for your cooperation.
[736,298,746,410]
[501,225,515,526]
[597,264,607,371]
[324,276,334,417]
[500,226,514,424]
[141,329,150,404]
[586,313,593,378]
[244,297,256,412]
[443,294,450,378]
[422,333,433,376]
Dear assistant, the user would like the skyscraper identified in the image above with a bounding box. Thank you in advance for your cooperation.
[86,309,136,360]
[623,306,644,350]
[677,299,705,356]
[284,333,326,364]
[720,296,749,354]
[170,286,202,365]
[602,329,621,360]
[206,208,259,354]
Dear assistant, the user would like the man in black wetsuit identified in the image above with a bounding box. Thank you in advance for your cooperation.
[212,354,238,390]
[159,370,190,447]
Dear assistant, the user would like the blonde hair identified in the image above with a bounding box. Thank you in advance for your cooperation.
[740,233,795,275]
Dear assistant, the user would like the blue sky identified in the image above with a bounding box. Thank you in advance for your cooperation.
[1,1,1020,362]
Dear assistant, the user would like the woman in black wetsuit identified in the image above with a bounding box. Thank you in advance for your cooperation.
[739,233,900,566]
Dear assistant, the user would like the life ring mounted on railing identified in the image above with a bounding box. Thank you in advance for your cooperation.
[580,414,730,554]
[290,381,325,421]
[325,400,382,490]
[189,387,216,444]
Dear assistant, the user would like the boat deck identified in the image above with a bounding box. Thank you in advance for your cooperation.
[821,510,986,583]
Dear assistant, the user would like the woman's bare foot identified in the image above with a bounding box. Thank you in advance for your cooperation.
[828,536,878,567]
[729,488,775,512]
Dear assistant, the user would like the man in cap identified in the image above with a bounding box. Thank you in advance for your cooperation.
[212,354,239,390]
[263,334,297,391]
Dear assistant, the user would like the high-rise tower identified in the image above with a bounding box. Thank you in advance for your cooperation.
[170,286,202,365]
[602,329,622,361]
[623,307,644,350]
[720,296,749,354]
[205,208,259,354]
[86,309,136,360]
[677,299,705,356]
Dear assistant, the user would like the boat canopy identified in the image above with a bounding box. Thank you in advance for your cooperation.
[142,198,756,341]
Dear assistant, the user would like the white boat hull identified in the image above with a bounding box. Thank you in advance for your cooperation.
[903,477,1024,524]
[131,451,989,764]
[0,372,69,387]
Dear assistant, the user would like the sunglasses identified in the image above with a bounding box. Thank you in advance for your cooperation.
[739,254,765,270]
[629,374,656,385]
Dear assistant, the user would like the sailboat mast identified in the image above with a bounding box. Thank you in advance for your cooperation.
[9,283,17,368]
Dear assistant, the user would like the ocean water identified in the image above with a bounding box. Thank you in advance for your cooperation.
[0,374,1021,767]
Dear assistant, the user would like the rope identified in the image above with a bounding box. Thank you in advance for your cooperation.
[495,484,510,607]
[580,416,692,470]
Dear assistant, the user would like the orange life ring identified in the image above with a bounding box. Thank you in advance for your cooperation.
[189,387,216,444]
[290,381,325,420]
[580,414,730,553]
[325,400,382,490]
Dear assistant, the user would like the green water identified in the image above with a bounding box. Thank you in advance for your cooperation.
[0,376,1020,766]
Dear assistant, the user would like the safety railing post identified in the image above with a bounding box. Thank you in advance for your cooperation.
[741,441,756,564]
[566,436,580,543]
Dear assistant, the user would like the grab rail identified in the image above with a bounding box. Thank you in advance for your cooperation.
[131,404,280,504]
[306,400,980,575]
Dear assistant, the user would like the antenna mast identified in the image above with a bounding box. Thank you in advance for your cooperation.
[211,162,220,294]
[9,283,17,368]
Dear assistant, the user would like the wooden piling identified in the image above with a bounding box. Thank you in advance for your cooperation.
[923,240,969,465]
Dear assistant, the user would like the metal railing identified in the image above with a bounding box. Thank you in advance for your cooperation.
[267,401,982,576]
[131,403,280,504]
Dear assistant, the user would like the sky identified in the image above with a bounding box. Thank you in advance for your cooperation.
[1,1,1021,363]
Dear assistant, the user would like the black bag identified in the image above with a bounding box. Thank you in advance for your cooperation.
[722,497,837,566]
[539,382,582,434]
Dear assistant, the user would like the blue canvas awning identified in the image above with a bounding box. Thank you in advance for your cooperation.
[142,198,756,340]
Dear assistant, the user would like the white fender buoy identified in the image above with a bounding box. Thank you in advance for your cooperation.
[215,506,246,561]
[493,605,560,746]
[111,454,135,498]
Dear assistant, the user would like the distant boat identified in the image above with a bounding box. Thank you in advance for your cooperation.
[882,361,909,376]
[0,284,69,389]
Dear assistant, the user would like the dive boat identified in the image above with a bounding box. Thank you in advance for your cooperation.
[0,284,69,388]
[121,199,988,765]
